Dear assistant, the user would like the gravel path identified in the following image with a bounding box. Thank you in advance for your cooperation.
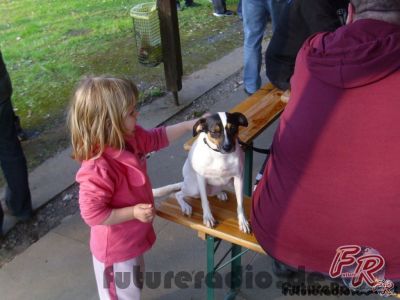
[0,69,246,268]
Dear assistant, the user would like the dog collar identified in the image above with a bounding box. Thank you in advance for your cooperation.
[203,138,221,153]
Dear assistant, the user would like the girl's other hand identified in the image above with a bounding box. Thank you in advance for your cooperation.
[133,203,155,223]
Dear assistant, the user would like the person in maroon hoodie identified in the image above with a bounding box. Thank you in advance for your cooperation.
[251,0,400,289]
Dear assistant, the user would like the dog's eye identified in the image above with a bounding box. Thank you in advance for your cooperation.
[209,131,221,138]
[229,125,237,132]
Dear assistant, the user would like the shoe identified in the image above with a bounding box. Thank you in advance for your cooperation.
[244,88,253,96]
[253,155,268,191]
[280,89,291,103]
[14,115,28,141]
[15,212,33,222]
[17,129,28,141]
[272,259,297,278]
[185,1,199,7]
[213,10,234,17]
[0,212,3,240]
[0,197,12,216]
[1,195,33,221]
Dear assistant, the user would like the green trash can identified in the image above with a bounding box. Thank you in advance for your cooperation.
[130,2,162,67]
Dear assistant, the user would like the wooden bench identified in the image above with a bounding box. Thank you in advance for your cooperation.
[157,82,287,300]
[157,192,265,254]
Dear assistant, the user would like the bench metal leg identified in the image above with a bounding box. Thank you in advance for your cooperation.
[207,235,216,300]
[244,146,253,196]
[225,244,242,299]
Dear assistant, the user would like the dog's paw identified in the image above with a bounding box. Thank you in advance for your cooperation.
[203,213,216,228]
[216,191,228,201]
[238,215,251,234]
[180,201,192,216]
[176,194,192,216]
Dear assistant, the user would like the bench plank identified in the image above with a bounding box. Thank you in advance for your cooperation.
[156,192,266,254]
[184,82,286,151]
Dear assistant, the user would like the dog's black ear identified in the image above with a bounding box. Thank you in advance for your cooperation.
[193,118,207,137]
[231,112,248,127]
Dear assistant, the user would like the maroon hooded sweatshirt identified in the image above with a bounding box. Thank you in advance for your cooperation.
[252,19,400,279]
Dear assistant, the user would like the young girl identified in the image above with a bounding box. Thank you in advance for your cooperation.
[68,76,200,299]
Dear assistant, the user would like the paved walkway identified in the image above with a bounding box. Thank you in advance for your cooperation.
[0,45,383,300]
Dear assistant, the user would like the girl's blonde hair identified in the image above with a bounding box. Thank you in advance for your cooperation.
[68,76,139,161]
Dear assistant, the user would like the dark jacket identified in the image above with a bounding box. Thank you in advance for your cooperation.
[0,51,13,104]
[265,0,349,90]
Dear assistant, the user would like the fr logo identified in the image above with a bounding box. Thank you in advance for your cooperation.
[329,245,395,297]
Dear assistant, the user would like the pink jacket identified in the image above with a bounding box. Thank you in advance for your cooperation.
[76,126,169,265]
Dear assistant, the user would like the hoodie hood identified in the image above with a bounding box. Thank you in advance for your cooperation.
[305,19,400,88]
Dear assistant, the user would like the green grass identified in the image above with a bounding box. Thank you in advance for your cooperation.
[0,0,244,184]
[1,0,242,131]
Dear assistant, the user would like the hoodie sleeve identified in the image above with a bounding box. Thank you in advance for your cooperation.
[131,125,169,154]
[76,163,115,227]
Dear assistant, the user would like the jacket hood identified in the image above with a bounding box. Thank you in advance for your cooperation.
[305,19,400,88]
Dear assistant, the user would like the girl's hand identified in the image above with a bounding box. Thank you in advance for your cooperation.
[133,203,155,223]
[165,112,212,143]
[201,112,212,118]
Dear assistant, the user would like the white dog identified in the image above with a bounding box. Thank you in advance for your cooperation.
[153,112,251,233]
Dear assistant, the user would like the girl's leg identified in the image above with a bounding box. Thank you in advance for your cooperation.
[92,255,115,300]
[114,255,144,300]
[92,255,144,300]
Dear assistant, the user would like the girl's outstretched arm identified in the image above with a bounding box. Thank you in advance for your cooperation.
[165,113,210,143]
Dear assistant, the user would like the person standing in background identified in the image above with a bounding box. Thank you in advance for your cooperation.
[242,0,286,95]
[265,0,349,91]
[0,50,33,236]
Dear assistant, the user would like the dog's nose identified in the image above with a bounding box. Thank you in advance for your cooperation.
[222,144,233,152]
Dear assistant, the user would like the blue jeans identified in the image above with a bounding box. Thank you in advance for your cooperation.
[237,0,242,18]
[243,0,286,93]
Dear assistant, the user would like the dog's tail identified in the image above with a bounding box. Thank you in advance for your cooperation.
[152,182,182,198]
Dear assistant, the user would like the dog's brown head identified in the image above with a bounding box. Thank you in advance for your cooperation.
[193,112,248,153]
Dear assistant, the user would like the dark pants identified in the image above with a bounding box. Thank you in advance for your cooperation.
[212,0,227,14]
[0,58,32,233]
[270,78,291,90]
[177,0,194,5]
